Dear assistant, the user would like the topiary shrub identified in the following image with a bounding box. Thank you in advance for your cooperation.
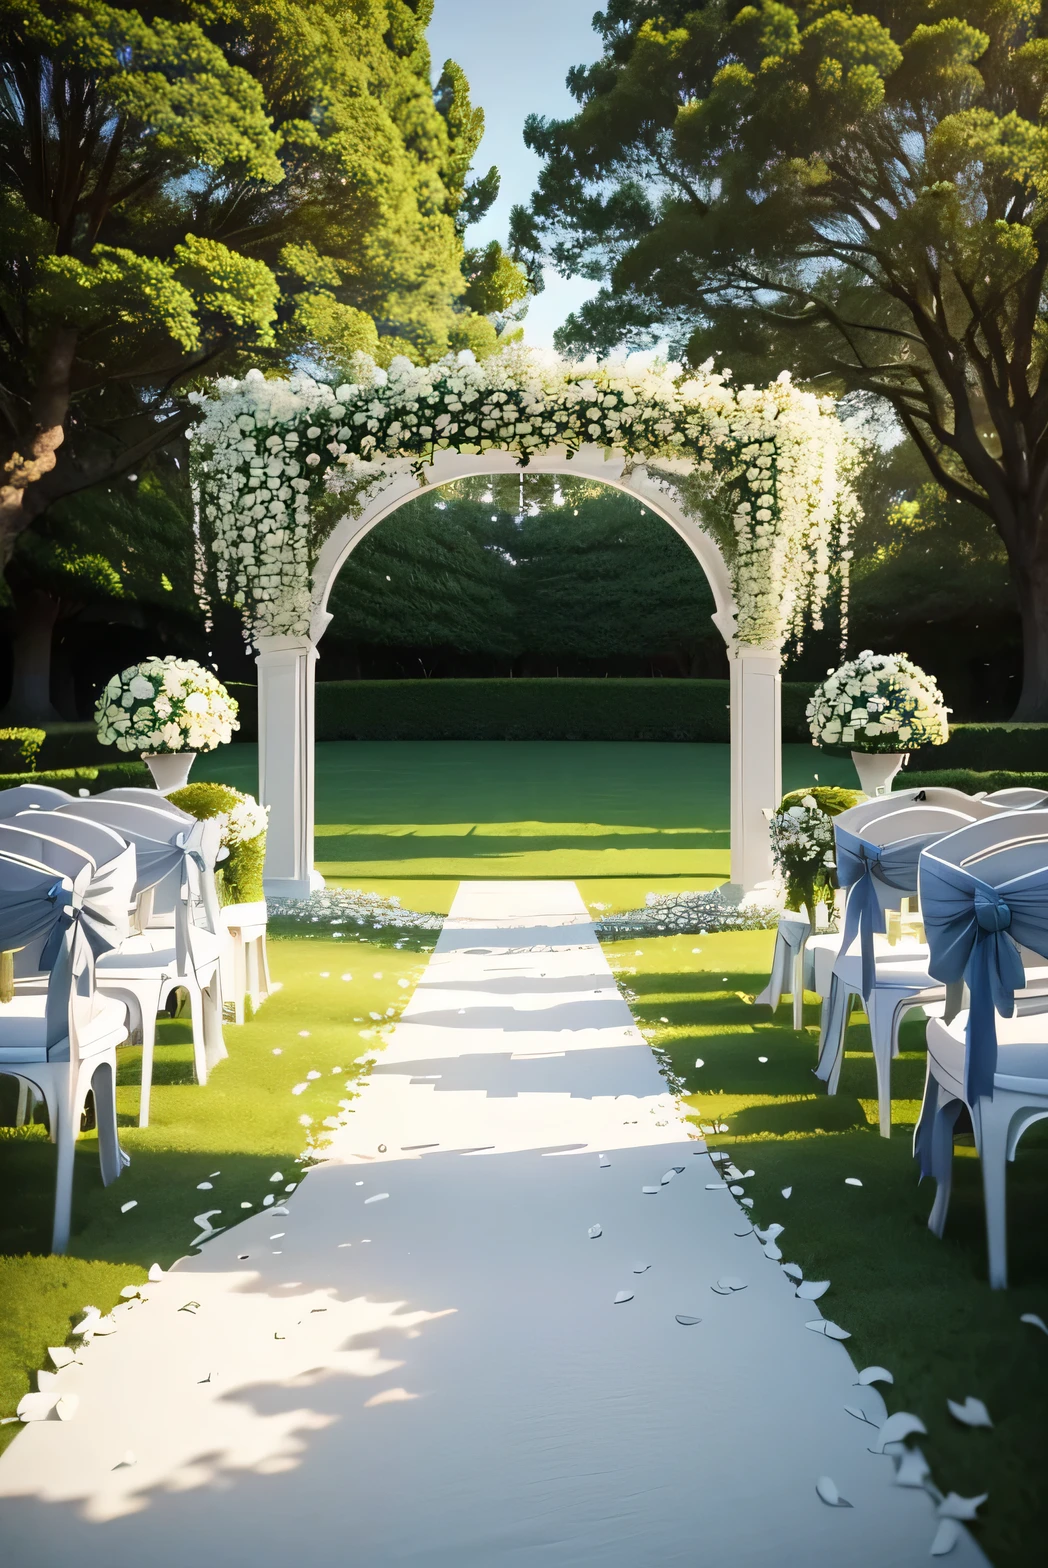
[770,784,865,920]
[0,728,45,773]
[168,781,268,905]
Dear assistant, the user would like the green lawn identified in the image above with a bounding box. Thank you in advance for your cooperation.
[199,739,856,900]
[611,929,1048,1568]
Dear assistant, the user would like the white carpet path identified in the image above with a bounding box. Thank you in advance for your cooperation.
[0,880,987,1565]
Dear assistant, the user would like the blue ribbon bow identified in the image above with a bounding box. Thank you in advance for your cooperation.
[835,824,937,999]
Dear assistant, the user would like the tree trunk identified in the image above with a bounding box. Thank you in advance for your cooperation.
[1,587,63,723]
[0,327,78,564]
[1011,543,1048,720]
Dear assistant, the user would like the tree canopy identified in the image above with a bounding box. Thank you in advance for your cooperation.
[515,1,1048,715]
[0,0,526,560]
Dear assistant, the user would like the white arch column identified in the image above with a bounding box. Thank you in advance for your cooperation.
[728,643,782,895]
[256,633,322,899]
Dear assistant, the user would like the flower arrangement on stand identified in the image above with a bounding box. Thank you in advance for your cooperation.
[806,651,949,796]
[95,657,239,792]
[769,785,865,922]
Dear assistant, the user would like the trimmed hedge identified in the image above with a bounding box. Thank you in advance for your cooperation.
[903,768,1048,795]
[309,678,818,743]
[908,723,1048,774]
[0,761,150,795]
[0,728,44,772]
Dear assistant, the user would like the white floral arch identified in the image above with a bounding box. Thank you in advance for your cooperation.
[191,350,857,897]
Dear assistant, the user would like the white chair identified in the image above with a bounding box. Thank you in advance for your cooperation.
[916,813,1048,1286]
[96,787,195,822]
[815,805,979,1136]
[0,855,129,1252]
[0,783,74,814]
[982,787,1048,811]
[755,912,811,1029]
[54,801,228,1124]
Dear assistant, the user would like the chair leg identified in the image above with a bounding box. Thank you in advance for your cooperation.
[202,973,228,1071]
[976,1105,1012,1290]
[15,1077,30,1127]
[246,937,261,1016]
[791,948,804,1031]
[866,991,898,1140]
[138,1005,157,1129]
[926,1091,963,1239]
[233,931,247,1025]
[91,1059,124,1187]
[186,983,209,1085]
[258,931,272,998]
[51,1064,79,1255]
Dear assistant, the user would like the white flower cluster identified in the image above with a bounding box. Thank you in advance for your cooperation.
[221,792,269,845]
[807,651,949,754]
[770,796,837,877]
[189,348,859,648]
[94,657,239,755]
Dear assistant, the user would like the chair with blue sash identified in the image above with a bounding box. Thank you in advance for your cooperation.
[0,853,130,1252]
[815,805,980,1137]
[916,812,1048,1287]
[982,787,1048,812]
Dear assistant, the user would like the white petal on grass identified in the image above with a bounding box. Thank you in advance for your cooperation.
[871,1412,928,1453]
[364,1193,389,1205]
[55,1395,78,1421]
[306,1070,321,1080]
[764,1243,783,1261]
[938,1493,988,1522]
[947,1396,992,1428]
[781,1187,793,1199]
[857,1366,894,1386]
[758,1055,768,1063]
[741,1198,754,1209]
[269,1171,283,1182]
[694,1058,704,1069]
[930,1520,961,1557]
[894,1449,931,1488]
[756,1223,784,1242]
[17,1392,58,1422]
[263,1195,275,1207]
[598,1155,611,1168]
[269,1205,289,1217]
[797,1280,830,1300]
[48,1347,78,1370]
[816,1475,852,1508]
[824,1322,850,1340]
[120,1201,137,1213]
[613,1291,634,1305]
[36,1370,58,1391]
[642,1185,659,1195]
[1020,1312,1048,1335]
[196,1182,213,1191]
[660,1171,676,1185]
[675,1315,701,1326]
[148,1263,164,1282]
[845,1177,863,1187]
[705,1182,727,1191]
[119,1285,141,1300]
[587,1224,602,1239]
[782,1263,803,1282]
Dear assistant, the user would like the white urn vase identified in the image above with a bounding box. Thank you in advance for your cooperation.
[851,750,907,797]
[142,751,196,794]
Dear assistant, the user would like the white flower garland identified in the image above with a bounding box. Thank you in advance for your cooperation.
[95,657,239,755]
[189,347,859,647]
[807,651,949,753]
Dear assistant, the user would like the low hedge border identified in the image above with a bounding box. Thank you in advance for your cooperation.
[0,761,150,794]
[908,723,1048,774]
[903,768,1048,795]
[310,678,819,743]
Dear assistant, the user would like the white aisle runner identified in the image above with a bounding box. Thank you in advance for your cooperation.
[0,881,985,1566]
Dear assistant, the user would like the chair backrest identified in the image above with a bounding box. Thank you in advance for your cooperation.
[0,853,96,1055]
[919,812,1048,1102]
[0,783,74,816]
[981,787,1048,811]
[833,788,996,837]
[8,812,137,954]
[95,787,195,822]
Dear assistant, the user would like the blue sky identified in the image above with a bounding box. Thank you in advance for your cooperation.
[427,0,603,348]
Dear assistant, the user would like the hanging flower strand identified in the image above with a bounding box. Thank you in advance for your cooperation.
[189,347,860,648]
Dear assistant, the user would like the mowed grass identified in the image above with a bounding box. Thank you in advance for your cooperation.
[0,929,435,1453]
[606,929,1048,1568]
[198,739,856,884]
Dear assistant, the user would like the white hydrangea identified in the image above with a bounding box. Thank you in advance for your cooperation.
[94,657,239,755]
[807,651,949,754]
[189,349,860,649]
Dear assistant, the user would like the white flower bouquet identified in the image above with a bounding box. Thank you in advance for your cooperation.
[806,651,948,755]
[770,785,864,916]
[95,657,239,755]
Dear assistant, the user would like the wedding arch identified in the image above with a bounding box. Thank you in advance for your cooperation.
[190,349,858,898]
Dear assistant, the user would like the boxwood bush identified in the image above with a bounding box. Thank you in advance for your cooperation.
[0,728,44,772]
[908,723,1048,774]
[903,767,1048,795]
[0,761,150,794]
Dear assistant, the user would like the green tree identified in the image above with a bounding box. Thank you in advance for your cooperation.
[516,1,1048,716]
[0,0,520,563]
[1,457,201,721]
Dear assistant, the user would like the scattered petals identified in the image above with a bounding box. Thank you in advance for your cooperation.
[930,1520,961,1557]
[816,1475,851,1508]
[675,1314,701,1326]
[1020,1312,1048,1336]
[364,1193,389,1205]
[871,1412,927,1453]
[857,1366,893,1386]
[120,1201,137,1213]
[797,1280,830,1300]
[587,1224,602,1239]
[938,1493,988,1522]
[947,1396,992,1428]
[613,1291,634,1305]
[845,1177,863,1187]
[782,1263,803,1282]
[894,1449,931,1488]
[781,1187,792,1199]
